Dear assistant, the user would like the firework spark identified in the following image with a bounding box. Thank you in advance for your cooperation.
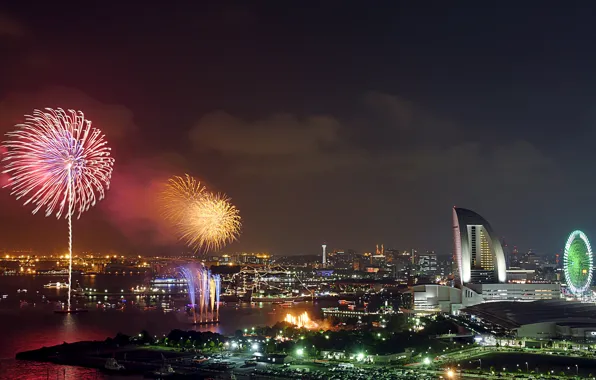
[160,174,206,224]
[2,108,114,311]
[180,192,241,251]
[2,108,114,218]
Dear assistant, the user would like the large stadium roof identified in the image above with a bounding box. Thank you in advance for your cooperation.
[463,300,596,329]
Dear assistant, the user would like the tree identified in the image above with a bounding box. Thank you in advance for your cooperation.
[386,315,408,333]
[138,330,153,345]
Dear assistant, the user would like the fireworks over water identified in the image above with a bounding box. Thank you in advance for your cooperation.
[161,174,241,252]
[2,108,114,311]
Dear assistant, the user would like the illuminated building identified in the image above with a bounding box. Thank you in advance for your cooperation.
[412,283,561,314]
[462,283,561,305]
[412,284,462,313]
[453,207,506,284]
[417,251,437,275]
[375,244,384,255]
[322,244,327,266]
[233,253,272,265]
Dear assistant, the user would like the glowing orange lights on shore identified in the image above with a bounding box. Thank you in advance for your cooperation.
[284,311,318,329]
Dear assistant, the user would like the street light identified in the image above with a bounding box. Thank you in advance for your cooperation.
[576,364,579,375]
[526,362,529,372]
[446,369,454,378]
[296,348,304,357]
[423,357,431,365]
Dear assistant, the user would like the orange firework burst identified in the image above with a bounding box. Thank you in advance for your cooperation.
[160,174,241,252]
[181,192,241,252]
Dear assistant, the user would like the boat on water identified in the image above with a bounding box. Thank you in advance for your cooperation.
[72,286,84,295]
[43,282,66,288]
[104,358,125,372]
[150,277,186,286]
[44,282,84,294]
[37,269,83,275]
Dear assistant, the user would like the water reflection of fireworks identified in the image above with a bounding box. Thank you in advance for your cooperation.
[284,311,318,329]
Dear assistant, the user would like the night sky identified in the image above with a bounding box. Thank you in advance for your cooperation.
[0,1,594,256]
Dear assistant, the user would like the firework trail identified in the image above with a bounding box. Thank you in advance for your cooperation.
[180,266,198,323]
[2,108,114,311]
[160,174,241,252]
[214,274,221,321]
[201,267,209,321]
[209,276,216,321]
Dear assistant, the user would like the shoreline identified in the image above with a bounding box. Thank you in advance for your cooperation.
[15,333,215,379]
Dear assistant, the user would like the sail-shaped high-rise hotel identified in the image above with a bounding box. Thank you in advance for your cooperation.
[452,207,507,284]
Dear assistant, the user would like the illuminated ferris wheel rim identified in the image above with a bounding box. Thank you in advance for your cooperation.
[563,230,594,295]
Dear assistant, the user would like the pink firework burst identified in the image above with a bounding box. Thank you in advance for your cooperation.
[2,108,115,218]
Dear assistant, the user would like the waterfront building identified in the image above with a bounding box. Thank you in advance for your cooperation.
[411,282,561,314]
[452,207,507,284]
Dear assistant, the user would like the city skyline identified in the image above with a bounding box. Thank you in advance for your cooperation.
[2,2,596,255]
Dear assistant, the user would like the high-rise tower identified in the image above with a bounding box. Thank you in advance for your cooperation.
[322,244,327,266]
[453,207,507,284]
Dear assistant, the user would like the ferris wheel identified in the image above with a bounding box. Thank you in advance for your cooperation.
[563,230,594,296]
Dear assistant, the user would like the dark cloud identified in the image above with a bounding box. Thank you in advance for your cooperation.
[189,94,557,191]
[189,111,355,177]
[191,111,341,156]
